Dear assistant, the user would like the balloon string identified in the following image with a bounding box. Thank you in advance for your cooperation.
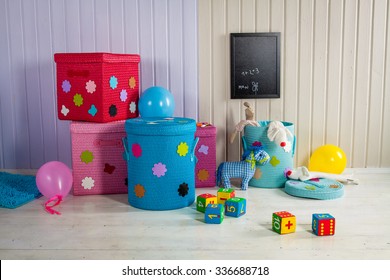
[44,195,63,215]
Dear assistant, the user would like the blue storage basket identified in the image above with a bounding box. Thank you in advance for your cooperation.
[124,117,198,210]
[242,121,295,188]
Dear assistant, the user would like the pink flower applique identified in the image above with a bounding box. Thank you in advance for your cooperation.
[152,162,167,178]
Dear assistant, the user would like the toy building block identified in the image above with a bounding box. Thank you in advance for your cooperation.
[225,197,246,217]
[217,188,235,204]
[312,213,335,236]
[272,211,296,234]
[196,193,217,213]
[205,204,224,224]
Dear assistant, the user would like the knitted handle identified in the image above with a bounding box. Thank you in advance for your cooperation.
[67,69,90,78]
[122,137,129,161]
[191,137,199,163]
[93,139,122,147]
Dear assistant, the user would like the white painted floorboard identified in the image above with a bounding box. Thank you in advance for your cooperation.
[0,169,389,260]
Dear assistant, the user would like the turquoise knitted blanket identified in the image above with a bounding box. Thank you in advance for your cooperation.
[0,172,41,209]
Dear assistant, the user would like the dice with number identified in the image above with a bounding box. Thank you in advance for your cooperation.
[196,193,217,213]
[217,188,235,204]
[225,197,246,217]
[272,211,296,234]
[312,213,335,236]
[205,204,224,224]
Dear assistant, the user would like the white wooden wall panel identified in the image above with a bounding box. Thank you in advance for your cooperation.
[198,0,390,168]
[0,0,198,169]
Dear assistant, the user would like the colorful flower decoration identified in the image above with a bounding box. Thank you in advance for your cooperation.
[178,182,189,197]
[305,185,316,191]
[129,101,136,113]
[269,156,280,167]
[85,80,96,93]
[177,142,189,157]
[134,184,146,198]
[104,163,115,174]
[129,76,136,89]
[132,143,142,158]
[88,104,98,117]
[252,141,262,147]
[61,105,70,116]
[109,104,117,117]
[197,169,209,181]
[120,89,128,102]
[82,177,95,190]
[109,76,118,89]
[125,178,128,186]
[80,150,94,164]
[329,184,340,189]
[73,93,83,107]
[198,145,209,155]
[253,167,262,179]
[62,80,71,93]
[152,162,167,178]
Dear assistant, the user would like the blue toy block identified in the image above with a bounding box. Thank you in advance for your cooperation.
[225,197,246,217]
[205,204,224,224]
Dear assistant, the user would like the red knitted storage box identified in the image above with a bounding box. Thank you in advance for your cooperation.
[195,123,217,187]
[70,121,128,195]
[54,53,140,122]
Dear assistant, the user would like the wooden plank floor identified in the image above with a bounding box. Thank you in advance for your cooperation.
[0,168,389,260]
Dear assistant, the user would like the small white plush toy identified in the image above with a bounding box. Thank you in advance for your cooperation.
[285,166,359,184]
[267,121,293,152]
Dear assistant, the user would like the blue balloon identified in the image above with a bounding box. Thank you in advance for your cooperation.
[138,86,175,117]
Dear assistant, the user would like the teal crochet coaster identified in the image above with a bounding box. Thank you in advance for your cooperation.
[285,178,344,200]
[0,172,42,209]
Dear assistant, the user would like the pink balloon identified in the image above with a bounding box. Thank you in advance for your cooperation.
[36,161,73,199]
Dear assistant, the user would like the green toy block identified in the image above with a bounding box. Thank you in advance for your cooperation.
[196,193,217,213]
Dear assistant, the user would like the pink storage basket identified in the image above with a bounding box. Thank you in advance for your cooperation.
[195,123,217,187]
[70,121,128,195]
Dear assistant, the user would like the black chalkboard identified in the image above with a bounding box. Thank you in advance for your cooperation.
[230,32,280,99]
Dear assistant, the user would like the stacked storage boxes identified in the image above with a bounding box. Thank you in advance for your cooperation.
[195,123,217,188]
[54,52,140,195]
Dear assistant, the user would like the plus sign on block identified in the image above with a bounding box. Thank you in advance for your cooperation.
[272,211,296,234]
[312,213,335,236]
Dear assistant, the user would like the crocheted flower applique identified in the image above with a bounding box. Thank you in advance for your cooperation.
[129,101,136,113]
[104,163,115,174]
[269,156,280,167]
[73,93,83,107]
[177,142,189,157]
[120,89,128,102]
[132,143,142,158]
[80,150,94,164]
[109,76,118,89]
[109,104,117,117]
[198,145,209,155]
[134,184,146,198]
[82,177,95,190]
[61,105,70,116]
[88,104,98,117]
[62,80,71,93]
[152,162,167,178]
[85,80,96,93]
[197,169,209,181]
[178,182,189,197]
[129,76,136,89]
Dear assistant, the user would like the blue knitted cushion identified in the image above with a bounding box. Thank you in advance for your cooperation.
[285,178,344,200]
[0,172,41,209]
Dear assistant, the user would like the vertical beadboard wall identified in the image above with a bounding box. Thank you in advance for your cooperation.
[0,0,198,169]
[198,0,390,168]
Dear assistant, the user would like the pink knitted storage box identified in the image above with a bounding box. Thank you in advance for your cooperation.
[195,123,217,187]
[70,121,128,195]
[54,52,140,122]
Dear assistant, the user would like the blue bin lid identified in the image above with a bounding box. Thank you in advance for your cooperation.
[125,117,196,136]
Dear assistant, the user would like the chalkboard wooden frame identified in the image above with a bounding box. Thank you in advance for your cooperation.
[230,32,280,99]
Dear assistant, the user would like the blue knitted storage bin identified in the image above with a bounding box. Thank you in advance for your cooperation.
[242,121,295,188]
[124,117,198,210]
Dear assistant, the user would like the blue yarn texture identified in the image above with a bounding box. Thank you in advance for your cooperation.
[0,172,41,209]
